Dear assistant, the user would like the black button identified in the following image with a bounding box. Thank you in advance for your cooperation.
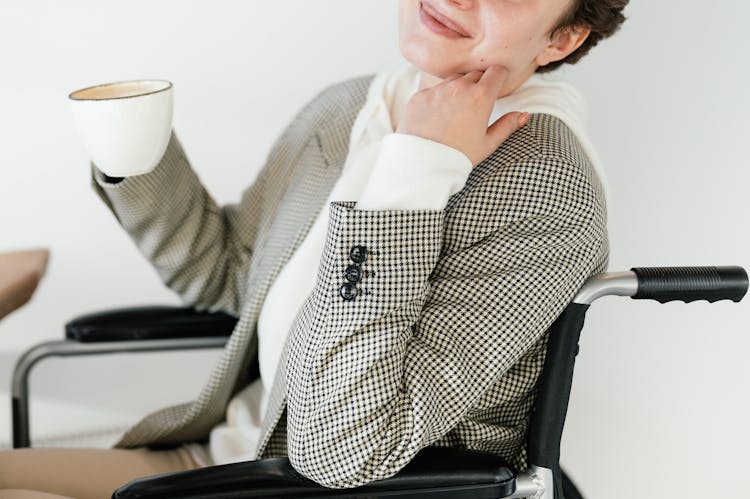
[344,264,363,283]
[340,283,358,301]
[350,245,367,263]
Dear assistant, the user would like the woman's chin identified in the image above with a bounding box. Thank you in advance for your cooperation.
[401,46,463,80]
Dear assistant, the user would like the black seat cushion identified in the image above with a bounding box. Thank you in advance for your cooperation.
[112,445,517,498]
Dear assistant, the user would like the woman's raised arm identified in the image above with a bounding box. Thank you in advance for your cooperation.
[89,101,317,317]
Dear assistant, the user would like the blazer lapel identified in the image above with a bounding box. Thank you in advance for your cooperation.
[246,73,375,335]
[252,115,362,459]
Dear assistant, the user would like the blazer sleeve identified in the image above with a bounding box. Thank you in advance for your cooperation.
[89,130,262,316]
[285,153,608,488]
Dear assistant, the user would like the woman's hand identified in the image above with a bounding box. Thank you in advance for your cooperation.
[396,64,529,167]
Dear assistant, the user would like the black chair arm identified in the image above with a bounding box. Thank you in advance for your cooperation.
[112,446,517,499]
[65,305,238,342]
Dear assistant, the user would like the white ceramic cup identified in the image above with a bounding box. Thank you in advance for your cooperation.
[68,79,173,177]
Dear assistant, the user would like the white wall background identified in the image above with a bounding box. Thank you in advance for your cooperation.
[0,1,748,497]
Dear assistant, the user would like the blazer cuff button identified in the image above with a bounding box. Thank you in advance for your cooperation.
[339,282,358,301]
[344,264,363,283]
[349,245,367,264]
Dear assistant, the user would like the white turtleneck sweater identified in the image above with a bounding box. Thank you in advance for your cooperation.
[185,59,607,467]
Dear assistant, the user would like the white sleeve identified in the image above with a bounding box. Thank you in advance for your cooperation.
[355,132,473,211]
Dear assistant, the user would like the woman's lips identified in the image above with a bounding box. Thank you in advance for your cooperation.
[419,2,470,39]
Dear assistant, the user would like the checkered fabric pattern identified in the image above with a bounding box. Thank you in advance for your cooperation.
[91,73,609,489]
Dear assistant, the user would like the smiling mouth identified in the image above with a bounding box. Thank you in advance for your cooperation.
[419,1,470,39]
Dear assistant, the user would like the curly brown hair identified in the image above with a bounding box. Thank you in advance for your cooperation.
[537,0,629,73]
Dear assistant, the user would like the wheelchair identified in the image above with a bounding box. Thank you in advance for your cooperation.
[10,266,748,498]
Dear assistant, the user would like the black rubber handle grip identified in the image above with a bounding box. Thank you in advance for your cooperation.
[630,266,748,303]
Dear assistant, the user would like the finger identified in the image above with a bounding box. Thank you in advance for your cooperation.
[486,111,529,146]
[440,68,483,85]
[477,64,511,93]
[439,72,468,85]
[460,69,485,84]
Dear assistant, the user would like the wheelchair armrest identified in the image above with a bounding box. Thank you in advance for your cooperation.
[65,306,238,342]
[12,306,237,448]
[112,446,517,499]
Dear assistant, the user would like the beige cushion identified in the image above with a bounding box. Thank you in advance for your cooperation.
[0,248,50,321]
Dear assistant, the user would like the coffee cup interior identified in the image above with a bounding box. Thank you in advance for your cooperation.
[68,80,172,101]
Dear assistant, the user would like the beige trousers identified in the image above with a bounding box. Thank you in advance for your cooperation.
[0,446,200,499]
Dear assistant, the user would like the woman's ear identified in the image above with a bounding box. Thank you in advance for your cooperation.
[535,24,591,68]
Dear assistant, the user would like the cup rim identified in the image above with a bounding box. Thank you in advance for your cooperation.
[68,79,172,101]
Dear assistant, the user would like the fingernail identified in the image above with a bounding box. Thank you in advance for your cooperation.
[518,112,530,127]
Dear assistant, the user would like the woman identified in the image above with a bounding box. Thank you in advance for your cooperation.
[0,0,628,497]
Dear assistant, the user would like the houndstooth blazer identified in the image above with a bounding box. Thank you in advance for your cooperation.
[91,73,609,488]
